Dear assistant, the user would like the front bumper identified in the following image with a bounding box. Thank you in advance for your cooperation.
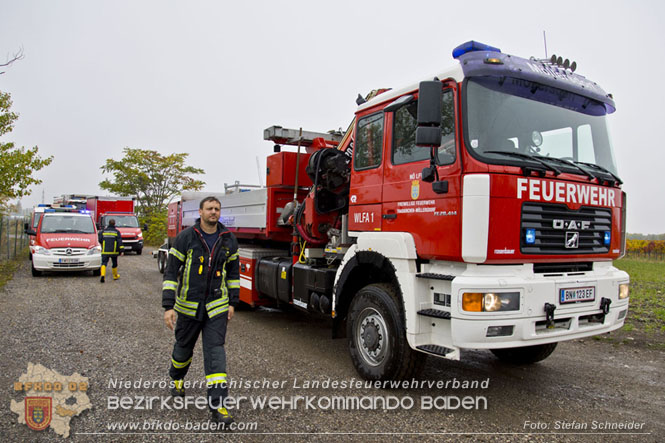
[32,253,102,272]
[122,239,144,251]
[411,261,629,352]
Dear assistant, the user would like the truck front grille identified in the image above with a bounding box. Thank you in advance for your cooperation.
[521,202,611,255]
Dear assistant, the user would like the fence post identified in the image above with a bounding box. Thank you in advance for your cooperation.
[14,218,18,258]
[0,217,3,260]
[6,216,9,260]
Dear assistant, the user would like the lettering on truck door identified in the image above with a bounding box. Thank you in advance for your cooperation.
[348,111,385,232]
[381,87,462,258]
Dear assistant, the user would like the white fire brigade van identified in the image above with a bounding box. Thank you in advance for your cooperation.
[27,209,102,277]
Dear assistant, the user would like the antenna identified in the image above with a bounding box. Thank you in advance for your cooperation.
[255,156,264,187]
[543,31,548,59]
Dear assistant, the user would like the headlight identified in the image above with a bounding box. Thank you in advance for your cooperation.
[462,292,520,312]
[33,246,51,255]
[88,246,102,255]
[138,232,143,238]
[618,283,629,299]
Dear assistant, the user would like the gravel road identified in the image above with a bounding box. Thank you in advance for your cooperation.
[0,248,662,442]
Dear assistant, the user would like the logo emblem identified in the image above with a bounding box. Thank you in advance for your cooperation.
[66,248,72,255]
[565,231,579,249]
[411,180,420,200]
[25,397,52,431]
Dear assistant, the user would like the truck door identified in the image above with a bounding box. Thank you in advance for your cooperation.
[381,84,462,259]
[348,111,385,232]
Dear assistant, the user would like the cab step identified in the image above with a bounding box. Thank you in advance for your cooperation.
[417,309,451,319]
[416,345,454,357]
[416,273,455,281]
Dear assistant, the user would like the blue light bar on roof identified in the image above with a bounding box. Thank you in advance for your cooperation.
[452,41,501,59]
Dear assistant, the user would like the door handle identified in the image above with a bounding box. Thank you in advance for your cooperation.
[382,213,397,220]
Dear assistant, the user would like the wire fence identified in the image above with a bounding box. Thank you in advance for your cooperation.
[0,216,30,262]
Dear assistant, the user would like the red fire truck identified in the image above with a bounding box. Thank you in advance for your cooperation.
[86,196,144,254]
[186,41,631,380]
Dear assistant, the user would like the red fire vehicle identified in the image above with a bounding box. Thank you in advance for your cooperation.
[86,196,144,254]
[177,41,631,380]
[26,206,101,277]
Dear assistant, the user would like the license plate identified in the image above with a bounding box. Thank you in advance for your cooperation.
[58,258,80,264]
[560,287,595,304]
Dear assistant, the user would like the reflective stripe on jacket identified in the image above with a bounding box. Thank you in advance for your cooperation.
[98,226,124,256]
[162,221,240,319]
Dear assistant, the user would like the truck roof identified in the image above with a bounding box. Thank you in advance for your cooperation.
[357,64,463,112]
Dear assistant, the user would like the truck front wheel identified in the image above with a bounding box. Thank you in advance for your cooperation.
[136,248,142,255]
[490,343,558,365]
[347,283,426,381]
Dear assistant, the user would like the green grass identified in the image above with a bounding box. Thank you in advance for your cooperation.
[0,250,27,291]
[613,257,665,343]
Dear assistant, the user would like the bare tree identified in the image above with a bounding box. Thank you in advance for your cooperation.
[0,48,25,75]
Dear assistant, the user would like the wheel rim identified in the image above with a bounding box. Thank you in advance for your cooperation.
[355,307,389,367]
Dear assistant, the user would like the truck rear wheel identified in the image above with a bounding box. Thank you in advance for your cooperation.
[347,283,426,381]
[490,343,558,365]
[157,251,166,273]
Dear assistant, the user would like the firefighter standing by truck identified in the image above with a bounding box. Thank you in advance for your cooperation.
[162,196,240,425]
[99,219,123,283]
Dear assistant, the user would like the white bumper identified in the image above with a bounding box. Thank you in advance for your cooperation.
[410,261,630,352]
[32,253,102,272]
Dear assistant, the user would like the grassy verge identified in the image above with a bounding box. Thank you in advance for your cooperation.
[0,249,27,291]
[608,257,665,349]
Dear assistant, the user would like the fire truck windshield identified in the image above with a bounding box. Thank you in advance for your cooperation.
[104,215,139,228]
[464,77,619,177]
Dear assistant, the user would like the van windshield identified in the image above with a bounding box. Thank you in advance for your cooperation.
[41,215,95,234]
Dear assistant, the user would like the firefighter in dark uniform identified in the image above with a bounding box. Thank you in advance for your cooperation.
[99,218,123,283]
[162,196,240,425]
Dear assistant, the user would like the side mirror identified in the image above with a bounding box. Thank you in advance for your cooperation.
[422,166,436,183]
[26,228,37,236]
[23,222,29,233]
[415,81,442,146]
[96,222,101,230]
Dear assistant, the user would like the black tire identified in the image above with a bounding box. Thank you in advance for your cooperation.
[490,343,558,365]
[92,268,101,277]
[157,251,166,274]
[136,248,143,256]
[347,283,426,381]
[31,261,42,277]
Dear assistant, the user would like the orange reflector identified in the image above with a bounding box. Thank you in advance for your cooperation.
[462,293,483,312]
[484,57,503,65]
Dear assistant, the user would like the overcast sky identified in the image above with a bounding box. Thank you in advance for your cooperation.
[1,0,663,234]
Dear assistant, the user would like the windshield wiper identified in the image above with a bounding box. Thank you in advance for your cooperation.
[574,161,623,185]
[532,156,597,181]
[483,151,562,176]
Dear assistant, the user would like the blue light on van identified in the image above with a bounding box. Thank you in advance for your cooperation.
[452,41,501,59]
[604,231,611,245]
[525,229,536,244]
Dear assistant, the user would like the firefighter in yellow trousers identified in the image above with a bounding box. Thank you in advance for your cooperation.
[99,219,124,283]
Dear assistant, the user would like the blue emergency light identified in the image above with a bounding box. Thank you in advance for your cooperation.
[452,41,501,59]
[604,231,611,246]
[525,229,536,245]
